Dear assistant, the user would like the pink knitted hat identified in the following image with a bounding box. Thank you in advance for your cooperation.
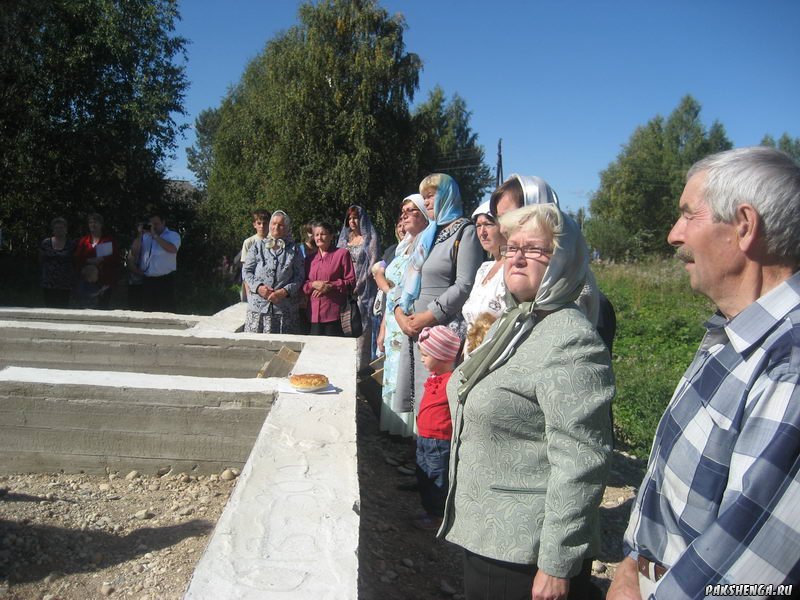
[418,326,461,363]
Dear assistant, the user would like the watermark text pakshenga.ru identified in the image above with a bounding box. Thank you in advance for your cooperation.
[705,583,793,597]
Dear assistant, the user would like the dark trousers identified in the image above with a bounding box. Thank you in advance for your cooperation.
[128,283,144,311]
[143,272,176,313]
[42,288,70,308]
[463,550,602,600]
[309,320,343,337]
[415,436,450,517]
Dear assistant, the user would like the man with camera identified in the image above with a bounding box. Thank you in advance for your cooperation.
[138,210,181,313]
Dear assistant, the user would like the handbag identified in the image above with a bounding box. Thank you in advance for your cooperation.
[340,294,363,338]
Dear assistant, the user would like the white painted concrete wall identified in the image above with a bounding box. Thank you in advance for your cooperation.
[185,334,360,599]
[0,305,361,599]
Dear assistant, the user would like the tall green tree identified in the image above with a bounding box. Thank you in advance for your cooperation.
[202,0,422,250]
[412,87,494,213]
[590,95,732,255]
[186,108,221,191]
[198,0,492,251]
[761,132,800,162]
[0,0,187,254]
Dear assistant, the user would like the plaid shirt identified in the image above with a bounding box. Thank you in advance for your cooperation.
[623,271,800,600]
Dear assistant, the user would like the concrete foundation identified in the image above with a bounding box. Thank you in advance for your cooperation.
[0,304,360,599]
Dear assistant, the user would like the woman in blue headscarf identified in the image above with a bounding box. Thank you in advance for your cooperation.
[392,174,484,417]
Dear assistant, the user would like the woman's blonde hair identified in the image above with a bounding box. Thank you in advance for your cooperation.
[497,203,562,250]
[419,173,444,196]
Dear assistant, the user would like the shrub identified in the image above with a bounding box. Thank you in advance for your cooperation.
[595,259,712,457]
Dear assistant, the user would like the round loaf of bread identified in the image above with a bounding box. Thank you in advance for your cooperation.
[289,373,329,391]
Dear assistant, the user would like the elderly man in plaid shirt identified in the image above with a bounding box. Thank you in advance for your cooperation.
[608,147,800,600]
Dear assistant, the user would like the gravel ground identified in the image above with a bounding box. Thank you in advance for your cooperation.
[0,468,237,599]
[0,387,645,600]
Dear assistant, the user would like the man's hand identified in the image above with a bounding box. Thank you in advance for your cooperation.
[606,557,642,600]
[532,570,569,600]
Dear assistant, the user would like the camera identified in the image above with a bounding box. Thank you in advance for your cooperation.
[141,222,151,231]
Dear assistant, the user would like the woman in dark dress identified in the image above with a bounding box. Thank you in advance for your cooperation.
[39,217,76,308]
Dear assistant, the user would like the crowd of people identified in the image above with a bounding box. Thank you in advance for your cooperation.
[229,170,617,598]
[237,153,800,600]
[38,210,181,312]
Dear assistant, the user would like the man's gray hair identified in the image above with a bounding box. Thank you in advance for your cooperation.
[688,146,800,263]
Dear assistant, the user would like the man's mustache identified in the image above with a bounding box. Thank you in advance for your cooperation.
[675,246,694,263]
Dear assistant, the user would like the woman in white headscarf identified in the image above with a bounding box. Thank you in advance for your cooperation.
[242,210,305,334]
[491,173,604,331]
[439,203,613,600]
[373,194,430,436]
[460,200,507,358]
[338,205,381,371]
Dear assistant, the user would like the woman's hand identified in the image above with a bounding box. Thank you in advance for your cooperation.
[374,273,390,293]
[531,570,569,600]
[394,307,414,336]
[310,280,331,298]
[405,310,437,337]
[371,261,392,291]
[257,285,273,299]
[267,288,287,303]
[376,317,386,354]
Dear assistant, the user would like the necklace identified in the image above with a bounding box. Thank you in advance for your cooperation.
[482,260,502,285]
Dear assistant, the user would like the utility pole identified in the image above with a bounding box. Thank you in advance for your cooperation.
[496,138,504,188]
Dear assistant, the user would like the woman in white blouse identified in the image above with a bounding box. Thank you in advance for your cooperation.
[460,200,507,357]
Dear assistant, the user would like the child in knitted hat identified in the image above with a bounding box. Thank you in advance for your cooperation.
[412,325,462,531]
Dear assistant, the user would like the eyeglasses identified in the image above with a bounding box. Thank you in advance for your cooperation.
[402,208,422,216]
[500,245,552,259]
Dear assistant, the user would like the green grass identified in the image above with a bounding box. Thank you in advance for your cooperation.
[595,260,713,457]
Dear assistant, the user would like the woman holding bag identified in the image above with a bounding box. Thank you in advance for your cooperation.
[338,205,381,370]
[303,221,356,337]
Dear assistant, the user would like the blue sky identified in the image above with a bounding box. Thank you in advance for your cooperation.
[169,0,800,214]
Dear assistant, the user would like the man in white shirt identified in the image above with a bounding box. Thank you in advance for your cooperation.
[141,211,181,313]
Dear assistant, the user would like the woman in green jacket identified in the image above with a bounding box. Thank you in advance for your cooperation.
[439,203,614,600]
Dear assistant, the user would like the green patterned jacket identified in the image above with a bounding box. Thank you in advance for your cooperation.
[439,305,614,579]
